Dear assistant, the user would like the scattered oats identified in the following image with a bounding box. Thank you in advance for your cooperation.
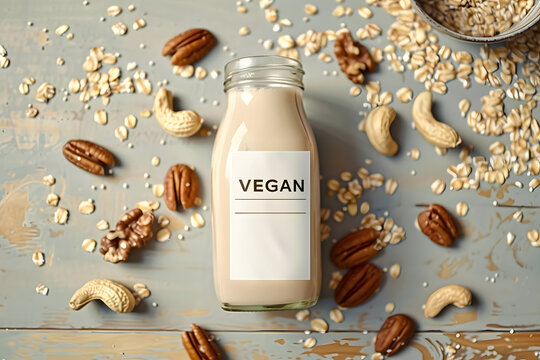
[160,139,166,145]
[329,308,344,323]
[140,109,152,118]
[279,19,292,27]
[527,229,539,247]
[459,99,471,117]
[456,202,469,216]
[389,263,401,278]
[529,178,540,192]
[191,212,205,228]
[358,6,372,18]
[396,87,412,103]
[385,178,398,195]
[259,0,273,8]
[46,193,59,207]
[345,86,362,99]
[237,5,247,13]
[32,250,45,267]
[54,207,69,224]
[126,62,137,71]
[156,228,171,242]
[82,238,97,252]
[0,55,10,68]
[371,353,383,360]
[303,337,317,349]
[265,7,278,23]
[96,219,109,230]
[305,4,318,15]
[128,4,135,11]
[333,5,346,17]
[78,199,95,215]
[513,210,523,223]
[36,83,55,103]
[42,174,56,186]
[114,125,128,141]
[507,232,515,246]
[385,302,395,313]
[124,114,137,129]
[100,16,106,22]
[133,18,146,30]
[136,200,160,211]
[107,5,122,16]
[296,309,310,322]
[158,216,170,228]
[360,201,370,214]
[311,318,328,333]
[152,184,164,197]
[212,100,220,106]
[55,25,69,36]
[431,179,446,194]
[139,43,146,49]
[66,33,74,40]
[94,109,108,125]
[263,39,274,50]
[329,271,343,290]
[36,283,49,296]
[210,70,220,79]
[111,22,127,36]
[278,35,295,49]
[238,26,250,36]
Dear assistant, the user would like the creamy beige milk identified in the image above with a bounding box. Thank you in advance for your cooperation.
[211,86,321,311]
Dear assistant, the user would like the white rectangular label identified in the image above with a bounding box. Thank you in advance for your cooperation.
[230,151,310,281]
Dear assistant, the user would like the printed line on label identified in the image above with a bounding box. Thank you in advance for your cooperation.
[234,211,306,214]
[234,198,307,201]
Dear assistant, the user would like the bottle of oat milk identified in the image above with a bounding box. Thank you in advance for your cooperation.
[211,56,321,311]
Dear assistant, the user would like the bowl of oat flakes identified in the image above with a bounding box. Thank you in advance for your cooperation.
[413,0,540,42]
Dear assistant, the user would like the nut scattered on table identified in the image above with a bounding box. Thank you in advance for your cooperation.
[424,284,472,318]
[412,91,461,149]
[417,204,459,247]
[310,318,329,333]
[375,314,415,357]
[164,164,200,211]
[99,208,155,263]
[330,228,380,268]
[154,88,203,138]
[335,263,383,308]
[334,30,375,84]
[32,250,45,267]
[69,278,137,313]
[63,139,115,176]
[162,28,217,66]
[365,105,399,156]
[181,323,222,360]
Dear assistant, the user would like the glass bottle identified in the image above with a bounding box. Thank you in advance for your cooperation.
[211,56,321,311]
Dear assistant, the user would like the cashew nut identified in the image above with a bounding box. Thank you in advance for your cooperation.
[69,279,137,313]
[412,91,461,149]
[424,284,472,318]
[153,87,203,137]
[365,105,399,156]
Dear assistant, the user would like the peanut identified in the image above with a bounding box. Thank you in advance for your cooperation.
[424,284,472,318]
[153,88,203,138]
[412,91,461,149]
[365,105,399,156]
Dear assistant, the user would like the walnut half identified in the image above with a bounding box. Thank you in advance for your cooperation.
[334,31,376,84]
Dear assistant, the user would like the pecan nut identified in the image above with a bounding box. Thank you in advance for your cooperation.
[335,263,383,308]
[182,323,222,360]
[99,208,154,263]
[330,228,380,268]
[417,204,459,247]
[62,139,115,175]
[162,28,217,66]
[334,31,375,84]
[375,314,416,357]
[164,164,199,211]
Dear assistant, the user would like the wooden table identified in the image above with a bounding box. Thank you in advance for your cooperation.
[1,0,539,358]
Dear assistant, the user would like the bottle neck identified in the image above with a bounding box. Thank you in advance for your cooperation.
[224,56,304,92]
